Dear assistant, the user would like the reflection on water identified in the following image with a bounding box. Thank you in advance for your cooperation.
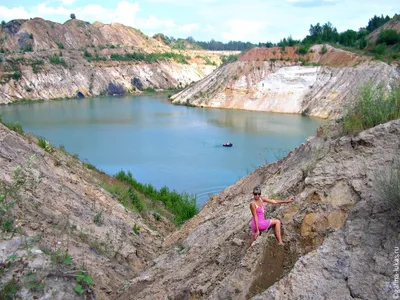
[1,95,324,207]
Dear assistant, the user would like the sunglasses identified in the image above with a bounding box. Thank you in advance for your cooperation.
[253,193,261,196]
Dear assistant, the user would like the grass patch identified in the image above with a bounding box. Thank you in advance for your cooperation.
[93,210,103,226]
[110,52,188,64]
[375,159,400,213]
[49,54,67,67]
[343,82,400,133]
[4,121,24,135]
[115,171,198,225]
[37,137,54,153]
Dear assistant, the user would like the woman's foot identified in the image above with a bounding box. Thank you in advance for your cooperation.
[277,242,284,246]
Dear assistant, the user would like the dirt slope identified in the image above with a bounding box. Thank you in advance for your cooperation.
[0,18,235,103]
[171,45,399,119]
[118,119,400,299]
[0,123,174,299]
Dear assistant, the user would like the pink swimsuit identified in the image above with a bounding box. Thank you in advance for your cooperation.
[251,202,271,235]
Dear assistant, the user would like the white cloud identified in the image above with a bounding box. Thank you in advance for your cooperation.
[35,3,70,16]
[0,6,30,20]
[222,19,266,41]
[60,0,76,5]
[177,23,199,33]
[137,15,176,30]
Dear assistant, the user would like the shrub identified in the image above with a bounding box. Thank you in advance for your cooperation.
[359,37,367,49]
[220,54,238,65]
[296,44,310,55]
[110,52,188,64]
[372,43,386,55]
[320,44,328,55]
[56,41,64,49]
[83,50,92,58]
[377,29,399,45]
[128,188,144,211]
[49,54,67,67]
[12,72,21,80]
[74,268,93,295]
[37,137,53,152]
[343,82,400,133]
[93,210,103,226]
[375,159,400,212]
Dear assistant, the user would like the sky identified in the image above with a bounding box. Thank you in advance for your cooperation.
[0,0,398,43]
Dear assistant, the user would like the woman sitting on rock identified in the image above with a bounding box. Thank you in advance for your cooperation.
[248,186,294,248]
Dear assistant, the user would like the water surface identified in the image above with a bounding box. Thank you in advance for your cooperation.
[1,95,324,207]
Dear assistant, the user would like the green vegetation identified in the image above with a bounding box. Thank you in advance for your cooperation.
[373,43,386,55]
[49,54,67,67]
[320,44,328,55]
[74,268,93,295]
[20,45,33,52]
[4,121,24,135]
[37,137,54,153]
[93,210,103,226]
[296,43,310,55]
[116,171,198,225]
[0,155,37,235]
[50,248,72,265]
[377,29,399,45]
[110,52,189,64]
[375,159,400,213]
[132,223,141,235]
[30,59,44,73]
[0,278,20,299]
[343,82,400,133]
[221,54,238,65]
[56,41,64,49]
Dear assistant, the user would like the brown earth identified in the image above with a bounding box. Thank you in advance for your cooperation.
[172,45,398,119]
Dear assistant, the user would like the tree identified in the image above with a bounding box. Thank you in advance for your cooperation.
[366,14,391,33]
[70,13,76,19]
[377,29,399,45]
[339,30,358,46]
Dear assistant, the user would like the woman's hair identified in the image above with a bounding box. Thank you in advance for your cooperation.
[253,186,261,194]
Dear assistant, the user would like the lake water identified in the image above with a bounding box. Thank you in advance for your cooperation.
[1,95,324,207]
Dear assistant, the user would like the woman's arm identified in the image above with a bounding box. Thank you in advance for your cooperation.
[262,196,294,204]
[250,202,260,236]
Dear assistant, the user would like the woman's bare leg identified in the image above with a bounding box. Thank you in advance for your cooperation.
[269,219,283,245]
[247,235,256,249]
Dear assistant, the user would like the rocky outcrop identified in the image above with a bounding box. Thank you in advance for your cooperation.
[171,45,399,119]
[0,123,173,299]
[0,18,229,103]
[0,18,164,52]
[119,119,400,299]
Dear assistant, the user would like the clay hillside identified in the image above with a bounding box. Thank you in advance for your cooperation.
[0,17,237,104]
[171,18,400,119]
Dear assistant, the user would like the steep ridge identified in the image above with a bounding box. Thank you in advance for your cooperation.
[0,18,233,103]
[0,123,173,299]
[119,119,400,299]
[171,45,399,119]
[0,18,165,52]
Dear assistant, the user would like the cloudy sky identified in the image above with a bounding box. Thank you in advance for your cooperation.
[0,0,398,43]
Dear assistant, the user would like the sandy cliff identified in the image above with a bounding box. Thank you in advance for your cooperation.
[115,119,400,299]
[172,45,399,119]
[0,18,233,104]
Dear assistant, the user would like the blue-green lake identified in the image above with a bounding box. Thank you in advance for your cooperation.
[1,95,324,207]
